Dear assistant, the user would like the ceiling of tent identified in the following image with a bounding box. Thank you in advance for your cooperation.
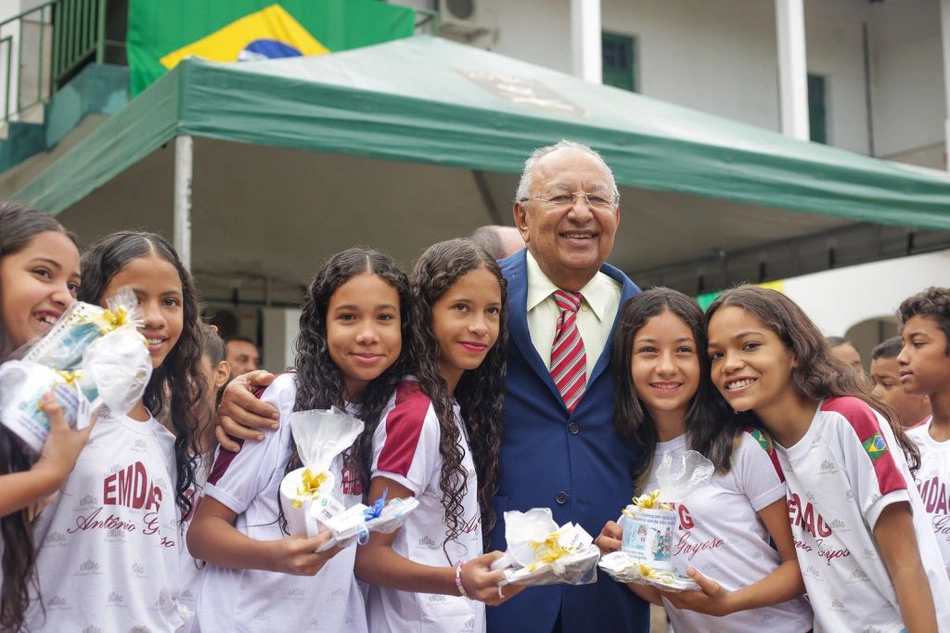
[15,35,950,303]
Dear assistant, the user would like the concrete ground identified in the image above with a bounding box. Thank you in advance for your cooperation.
[650,604,670,633]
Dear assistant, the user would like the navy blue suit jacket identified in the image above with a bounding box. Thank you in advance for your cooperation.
[486,251,648,633]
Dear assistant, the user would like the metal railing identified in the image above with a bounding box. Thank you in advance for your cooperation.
[0,0,108,125]
[0,0,439,126]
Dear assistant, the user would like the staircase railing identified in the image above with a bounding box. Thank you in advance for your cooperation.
[0,0,108,125]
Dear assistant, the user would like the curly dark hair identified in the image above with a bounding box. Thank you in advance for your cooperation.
[78,231,203,518]
[279,248,411,531]
[898,287,950,355]
[612,288,744,492]
[706,285,919,470]
[409,239,508,557]
[0,201,77,631]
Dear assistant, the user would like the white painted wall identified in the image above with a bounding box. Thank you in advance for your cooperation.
[418,0,944,160]
[261,307,302,374]
[869,0,945,159]
[783,248,950,337]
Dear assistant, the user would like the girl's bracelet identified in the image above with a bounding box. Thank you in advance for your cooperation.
[455,560,470,599]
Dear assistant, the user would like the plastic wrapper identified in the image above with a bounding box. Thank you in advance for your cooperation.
[313,491,420,553]
[490,508,600,587]
[22,287,140,371]
[278,408,364,536]
[0,288,151,454]
[598,551,700,592]
[612,449,713,588]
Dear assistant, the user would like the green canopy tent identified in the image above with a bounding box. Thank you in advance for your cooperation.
[11,35,950,304]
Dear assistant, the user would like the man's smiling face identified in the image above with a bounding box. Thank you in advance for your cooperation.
[514,146,620,291]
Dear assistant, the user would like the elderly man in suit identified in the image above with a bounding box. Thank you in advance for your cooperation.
[213,140,648,633]
[487,140,647,633]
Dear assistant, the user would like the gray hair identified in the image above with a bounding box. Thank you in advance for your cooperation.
[514,140,620,203]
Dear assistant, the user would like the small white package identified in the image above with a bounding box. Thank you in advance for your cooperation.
[314,491,420,553]
[490,507,600,587]
[598,551,700,592]
[0,288,151,454]
[278,408,364,536]
[611,449,713,589]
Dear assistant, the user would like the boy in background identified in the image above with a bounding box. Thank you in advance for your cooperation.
[870,336,931,428]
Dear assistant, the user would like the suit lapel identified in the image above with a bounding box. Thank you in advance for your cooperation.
[506,254,568,409]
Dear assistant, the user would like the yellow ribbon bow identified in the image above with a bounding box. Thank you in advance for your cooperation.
[638,563,676,583]
[56,369,82,386]
[622,490,673,518]
[526,532,574,571]
[291,468,328,509]
[100,306,130,333]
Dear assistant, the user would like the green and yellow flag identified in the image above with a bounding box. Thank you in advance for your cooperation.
[127,0,417,96]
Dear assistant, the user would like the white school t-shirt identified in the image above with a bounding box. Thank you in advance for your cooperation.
[196,373,368,633]
[178,452,210,631]
[776,397,950,633]
[26,410,185,632]
[367,378,484,633]
[645,431,813,633]
[907,417,950,579]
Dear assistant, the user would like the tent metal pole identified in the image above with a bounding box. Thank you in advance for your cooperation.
[941,0,950,170]
[174,135,193,271]
[571,0,602,83]
[775,0,809,141]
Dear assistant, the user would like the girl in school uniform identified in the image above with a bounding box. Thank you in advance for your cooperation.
[705,284,950,633]
[187,248,410,633]
[355,239,521,633]
[595,288,812,632]
[177,322,231,627]
[25,231,203,632]
[0,202,89,631]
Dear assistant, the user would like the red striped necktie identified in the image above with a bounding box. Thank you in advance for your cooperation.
[551,289,587,412]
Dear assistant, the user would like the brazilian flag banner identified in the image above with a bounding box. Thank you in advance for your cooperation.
[127,0,417,96]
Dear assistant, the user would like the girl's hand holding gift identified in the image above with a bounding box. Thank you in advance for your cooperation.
[661,567,732,616]
[266,531,343,577]
[0,391,98,518]
[33,391,96,490]
[459,551,526,606]
[595,520,623,555]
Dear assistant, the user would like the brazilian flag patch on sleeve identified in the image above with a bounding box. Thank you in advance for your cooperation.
[861,433,888,462]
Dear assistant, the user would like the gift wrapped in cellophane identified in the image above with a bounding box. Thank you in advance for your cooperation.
[0,287,152,454]
[490,507,600,587]
[600,449,713,591]
[278,408,364,537]
[313,489,420,553]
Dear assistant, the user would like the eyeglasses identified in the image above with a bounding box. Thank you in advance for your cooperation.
[520,191,619,211]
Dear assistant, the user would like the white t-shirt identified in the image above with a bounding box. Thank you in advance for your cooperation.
[178,452,211,631]
[645,431,812,633]
[776,397,950,633]
[907,417,950,579]
[367,378,484,633]
[26,410,185,632]
[196,373,368,633]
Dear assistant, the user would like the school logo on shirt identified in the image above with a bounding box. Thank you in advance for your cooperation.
[47,595,67,609]
[862,433,888,461]
[916,475,949,515]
